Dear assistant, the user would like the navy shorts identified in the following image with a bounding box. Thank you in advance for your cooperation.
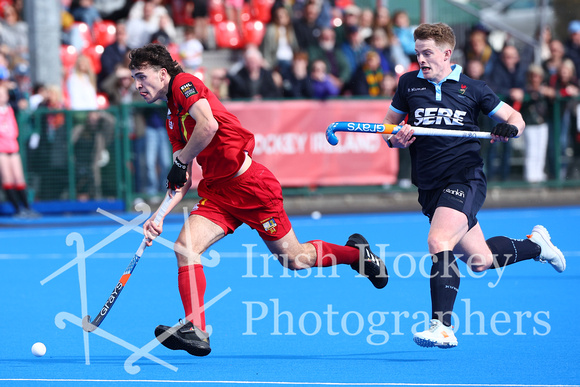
[418,165,487,230]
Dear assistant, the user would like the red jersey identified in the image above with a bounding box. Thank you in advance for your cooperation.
[166,72,255,184]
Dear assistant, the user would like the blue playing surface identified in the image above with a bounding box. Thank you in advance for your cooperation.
[1,205,578,386]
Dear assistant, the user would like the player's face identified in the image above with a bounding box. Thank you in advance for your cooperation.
[131,66,169,103]
[415,39,452,84]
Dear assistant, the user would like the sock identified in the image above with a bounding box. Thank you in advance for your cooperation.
[487,236,541,268]
[430,251,460,327]
[308,240,359,267]
[3,185,20,212]
[178,264,206,331]
[15,184,30,209]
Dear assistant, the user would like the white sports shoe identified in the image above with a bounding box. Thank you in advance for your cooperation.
[413,319,458,349]
[528,225,566,273]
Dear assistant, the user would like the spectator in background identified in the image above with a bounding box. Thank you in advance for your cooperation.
[224,0,244,40]
[98,21,130,91]
[391,10,415,62]
[128,0,176,42]
[179,25,204,72]
[347,50,383,96]
[358,8,374,43]
[464,24,496,76]
[209,67,229,100]
[543,39,566,81]
[0,3,28,61]
[67,54,99,111]
[228,45,281,100]
[484,44,525,181]
[334,5,361,46]
[184,0,210,48]
[341,25,369,82]
[282,51,312,98]
[260,6,299,80]
[35,86,68,200]
[150,13,174,46]
[293,1,323,51]
[71,111,115,200]
[308,27,351,93]
[367,28,394,75]
[70,0,102,29]
[521,65,552,184]
[144,100,171,199]
[373,6,393,39]
[309,58,339,100]
[126,0,170,50]
[547,58,579,180]
[564,20,580,79]
[0,84,38,218]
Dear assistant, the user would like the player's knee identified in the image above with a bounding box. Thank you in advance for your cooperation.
[173,239,202,266]
[427,235,454,255]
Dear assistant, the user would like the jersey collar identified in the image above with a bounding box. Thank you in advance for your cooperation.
[418,64,463,84]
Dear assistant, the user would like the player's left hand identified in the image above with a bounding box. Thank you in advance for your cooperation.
[491,123,518,143]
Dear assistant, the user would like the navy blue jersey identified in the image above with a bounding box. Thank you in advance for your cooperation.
[390,64,503,190]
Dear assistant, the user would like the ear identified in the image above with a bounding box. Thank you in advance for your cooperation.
[444,49,453,61]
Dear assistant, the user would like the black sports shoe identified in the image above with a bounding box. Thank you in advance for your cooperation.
[155,319,211,357]
[346,233,388,289]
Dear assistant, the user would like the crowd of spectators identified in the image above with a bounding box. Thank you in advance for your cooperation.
[1,0,580,207]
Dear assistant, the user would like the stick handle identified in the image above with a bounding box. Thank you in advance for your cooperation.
[326,121,491,145]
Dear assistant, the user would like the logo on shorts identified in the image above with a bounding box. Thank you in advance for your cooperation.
[192,198,207,212]
[443,187,465,198]
[180,82,198,98]
[261,217,277,234]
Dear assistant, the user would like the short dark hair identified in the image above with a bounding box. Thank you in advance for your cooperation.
[413,23,456,51]
[128,43,183,77]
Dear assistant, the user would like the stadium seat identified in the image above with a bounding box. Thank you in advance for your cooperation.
[214,21,244,49]
[209,0,226,24]
[93,20,117,47]
[250,0,274,23]
[60,44,78,75]
[96,92,110,110]
[73,22,93,49]
[242,20,265,46]
[82,44,104,74]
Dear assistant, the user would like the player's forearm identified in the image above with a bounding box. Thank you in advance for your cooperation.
[506,110,526,137]
[177,121,219,164]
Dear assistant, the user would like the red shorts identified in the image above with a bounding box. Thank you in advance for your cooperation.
[194,161,292,241]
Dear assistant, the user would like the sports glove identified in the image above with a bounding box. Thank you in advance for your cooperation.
[491,123,518,138]
[166,157,188,189]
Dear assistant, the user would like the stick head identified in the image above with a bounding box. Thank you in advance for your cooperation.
[326,123,339,146]
[82,315,98,332]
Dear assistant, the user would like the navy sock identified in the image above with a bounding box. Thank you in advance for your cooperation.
[430,250,460,327]
[487,236,541,269]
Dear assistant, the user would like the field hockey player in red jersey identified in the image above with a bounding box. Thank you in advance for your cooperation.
[128,43,388,356]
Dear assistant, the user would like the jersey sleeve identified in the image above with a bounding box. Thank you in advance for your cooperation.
[171,73,209,113]
[478,82,503,117]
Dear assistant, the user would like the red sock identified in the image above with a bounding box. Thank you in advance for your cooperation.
[178,264,206,331]
[309,240,359,267]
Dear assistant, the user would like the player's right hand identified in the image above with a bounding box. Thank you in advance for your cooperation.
[143,218,163,246]
[166,157,188,190]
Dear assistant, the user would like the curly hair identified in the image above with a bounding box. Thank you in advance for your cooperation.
[128,43,183,77]
[413,23,456,51]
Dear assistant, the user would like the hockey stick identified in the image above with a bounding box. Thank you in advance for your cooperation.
[326,121,492,146]
[82,194,173,332]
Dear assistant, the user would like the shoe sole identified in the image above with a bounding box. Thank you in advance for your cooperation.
[531,225,566,273]
[413,336,457,349]
[347,234,389,289]
[155,326,211,356]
